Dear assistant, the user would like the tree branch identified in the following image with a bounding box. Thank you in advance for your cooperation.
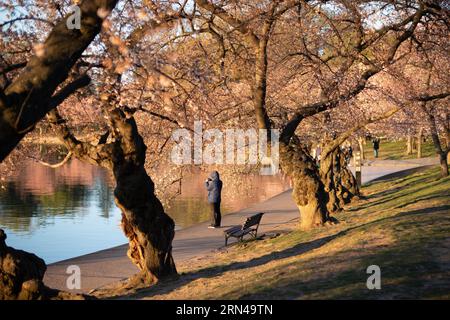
[0,62,27,76]
[33,151,73,169]
[124,105,193,132]
[195,0,260,47]
[415,92,450,102]
[322,107,401,159]
[0,0,119,162]
[48,75,91,110]
[281,3,426,144]
[47,109,114,170]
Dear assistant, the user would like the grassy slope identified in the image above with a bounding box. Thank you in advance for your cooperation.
[120,166,449,300]
[363,140,436,160]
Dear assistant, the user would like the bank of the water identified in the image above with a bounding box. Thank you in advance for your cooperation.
[0,159,290,263]
[43,160,439,294]
[127,165,449,300]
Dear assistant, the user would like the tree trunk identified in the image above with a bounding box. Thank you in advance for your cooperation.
[420,103,449,179]
[254,43,272,134]
[340,165,360,199]
[439,152,449,178]
[358,137,365,161]
[0,229,48,300]
[48,109,177,285]
[406,134,413,155]
[280,142,331,230]
[95,109,178,285]
[412,138,417,152]
[417,128,423,159]
[338,147,360,201]
[113,163,177,285]
[319,144,359,213]
[319,147,342,213]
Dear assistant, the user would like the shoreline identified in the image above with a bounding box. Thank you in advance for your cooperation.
[43,160,439,293]
[48,157,439,266]
[47,181,293,267]
[44,188,297,293]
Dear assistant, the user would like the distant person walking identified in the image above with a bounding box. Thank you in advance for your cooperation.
[205,171,223,228]
[372,138,380,158]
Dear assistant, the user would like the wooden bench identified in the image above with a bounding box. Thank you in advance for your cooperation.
[224,212,264,246]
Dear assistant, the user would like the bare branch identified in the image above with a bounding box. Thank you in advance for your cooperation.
[33,151,73,169]
[322,107,402,159]
[47,109,114,170]
[0,0,119,162]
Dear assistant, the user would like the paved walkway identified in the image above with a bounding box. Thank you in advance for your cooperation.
[44,158,439,293]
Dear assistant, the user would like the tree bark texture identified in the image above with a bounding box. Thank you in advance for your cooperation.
[280,141,330,230]
[48,108,177,285]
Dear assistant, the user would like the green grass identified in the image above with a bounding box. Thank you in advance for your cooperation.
[363,140,436,160]
[108,166,449,300]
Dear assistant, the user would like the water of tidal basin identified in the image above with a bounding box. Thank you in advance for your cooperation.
[0,159,290,264]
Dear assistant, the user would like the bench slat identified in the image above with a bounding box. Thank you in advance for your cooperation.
[224,226,242,235]
[228,228,255,238]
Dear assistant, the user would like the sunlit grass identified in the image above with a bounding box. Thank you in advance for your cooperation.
[363,140,436,160]
[110,166,449,300]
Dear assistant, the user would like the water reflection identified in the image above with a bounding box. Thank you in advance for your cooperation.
[168,173,290,227]
[0,182,90,232]
[0,159,290,263]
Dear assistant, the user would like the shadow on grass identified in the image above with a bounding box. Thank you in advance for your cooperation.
[363,172,435,200]
[365,165,434,185]
[122,232,344,299]
[234,247,448,300]
[229,206,450,299]
[111,203,448,300]
[349,183,442,213]
[104,165,449,300]
[395,205,450,217]
[349,169,446,212]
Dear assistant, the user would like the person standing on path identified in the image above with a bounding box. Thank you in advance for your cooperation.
[372,138,380,158]
[205,171,223,228]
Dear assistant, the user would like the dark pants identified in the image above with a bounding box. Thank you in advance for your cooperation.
[209,202,221,227]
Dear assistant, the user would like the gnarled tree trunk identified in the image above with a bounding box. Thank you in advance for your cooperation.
[280,141,330,230]
[48,108,177,286]
[339,148,360,201]
[110,110,177,285]
[317,110,402,212]
[319,143,359,213]
[319,146,342,213]
[0,229,48,300]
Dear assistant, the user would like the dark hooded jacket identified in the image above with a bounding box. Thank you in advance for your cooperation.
[205,171,222,203]
[372,138,380,150]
